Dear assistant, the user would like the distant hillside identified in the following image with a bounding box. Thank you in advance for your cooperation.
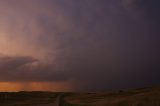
[0,87,160,106]
[0,91,60,106]
[62,87,160,106]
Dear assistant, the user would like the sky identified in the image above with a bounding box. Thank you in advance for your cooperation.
[0,0,159,91]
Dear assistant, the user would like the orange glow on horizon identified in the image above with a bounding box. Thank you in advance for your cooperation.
[0,82,72,92]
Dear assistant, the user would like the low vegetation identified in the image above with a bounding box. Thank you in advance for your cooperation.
[0,91,59,106]
[62,87,160,106]
[0,87,160,106]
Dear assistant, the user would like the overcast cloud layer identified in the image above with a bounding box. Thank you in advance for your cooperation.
[0,0,159,91]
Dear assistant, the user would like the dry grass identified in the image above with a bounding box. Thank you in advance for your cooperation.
[0,91,59,106]
[0,87,160,106]
[63,87,160,106]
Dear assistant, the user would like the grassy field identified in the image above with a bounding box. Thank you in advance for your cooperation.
[62,87,160,106]
[0,91,61,106]
[0,87,160,106]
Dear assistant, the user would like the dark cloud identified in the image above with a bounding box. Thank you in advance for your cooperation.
[0,55,37,70]
[0,55,36,81]
[0,0,159,91]
[0,55,69,82]
[54,0,160,91]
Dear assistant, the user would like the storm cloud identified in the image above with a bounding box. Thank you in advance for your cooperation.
[0,0,159,91]
[0,54,69,82]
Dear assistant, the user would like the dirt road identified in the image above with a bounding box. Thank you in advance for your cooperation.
[26,95,62,106]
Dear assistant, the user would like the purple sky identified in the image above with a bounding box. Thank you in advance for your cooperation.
[0,0,159,91]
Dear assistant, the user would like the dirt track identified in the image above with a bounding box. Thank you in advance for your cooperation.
[27,95,61,106]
